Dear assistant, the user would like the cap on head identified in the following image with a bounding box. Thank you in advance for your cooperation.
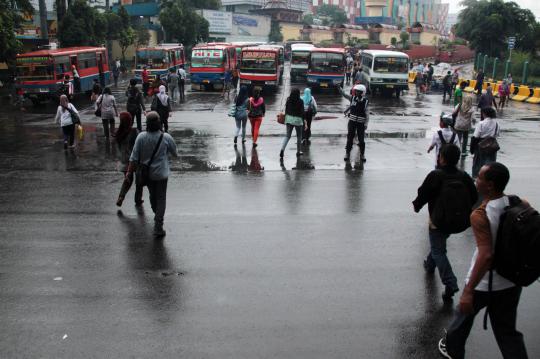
[353,84,366,95]
[440,112,454,127]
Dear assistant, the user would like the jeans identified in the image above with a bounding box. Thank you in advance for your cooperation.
[143,82,150,98]
[443,85,452,101]
[129,110,142,131]
[101,118,115,138]
[304,111,314,141]
[169,85,178,102]
[118,172,143,204]
[249,117,263,143]
[158,110,169,132]
[281,123,303,152]
[446,286,528,359]
[456,130,469,154]
[425,228,458,290]
[234,116,248,139]
[179,79,185,100]
[472,150,497,178]
[62,124,75,147]
[345,120,366,155]
[147,178,168,229]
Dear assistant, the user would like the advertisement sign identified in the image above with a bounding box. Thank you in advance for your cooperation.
[242,51,275,60]
[17,56,50,64]
[202,10,232,34]
[192,50,223,58]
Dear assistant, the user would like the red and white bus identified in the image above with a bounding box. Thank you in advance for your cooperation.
[134,44,186,83]
[307,48,346,92]
[190,43,237,91]
[15,46,110,104]
[239,46,283,92]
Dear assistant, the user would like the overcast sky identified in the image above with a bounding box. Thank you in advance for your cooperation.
[448,0,540,19]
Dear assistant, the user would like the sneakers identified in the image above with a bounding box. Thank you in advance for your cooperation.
[442,286,459,302]
[279,150,284,158]
[361,154,367,162]
[438,336,453,358]
[344,152,350,161]
[116,196,124,207]
[153,226,166,238]
[234,136,237,144]
[423,260,435,274]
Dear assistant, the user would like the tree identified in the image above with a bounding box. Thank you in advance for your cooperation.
[456,0,539,57]
[0,0,33,64]
[399,31,409,49]
[134,23,151,48]
[185,0,220,9]
[118,28,135,63]
[391,37,397,46]
[58,0,107,47]
[159,0,209,46]
[303,14,314,26]
[269,20,283,43]
[316,4,348,26]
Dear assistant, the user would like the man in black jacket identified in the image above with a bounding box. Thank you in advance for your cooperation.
[339,84,369,162]
[412,144,478,301]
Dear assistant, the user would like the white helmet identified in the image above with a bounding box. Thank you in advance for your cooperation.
[353,84,366,94]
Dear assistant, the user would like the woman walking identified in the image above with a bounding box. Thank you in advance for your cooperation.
[116,112,143,207]
[233,85,249,145]
[247,88,265,148]
[54,95,79,150]
[453,94,474,156]
[96,87,119,138]
[126,79,146,131]
[152,85,172,132]
[471,107,500,178]
[302,88,317,145]
[280,88,305,159]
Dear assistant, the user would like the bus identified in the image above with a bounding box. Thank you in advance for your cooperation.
[190,44,237,91]
[359,50,409,98]
[239,46,282,92]
[307,48,346,91]
[264,44,285,80]
[15,46,110,105]
[134,44,186,83]
[290,43,315,83]
[284,40,313,60]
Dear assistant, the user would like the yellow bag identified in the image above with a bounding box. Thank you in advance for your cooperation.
[77,124,84,141]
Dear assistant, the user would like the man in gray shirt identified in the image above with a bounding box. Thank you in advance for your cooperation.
[167,68,179,103]
[128,112,177,237]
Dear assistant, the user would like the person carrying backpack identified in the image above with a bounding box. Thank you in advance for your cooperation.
[413,144,478,303]
[427,113,460,168]
[302,87,317,145]
[438,162,529,359]
[126,79,146,131]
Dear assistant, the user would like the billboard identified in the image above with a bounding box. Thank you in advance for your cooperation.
[202,10,232,34]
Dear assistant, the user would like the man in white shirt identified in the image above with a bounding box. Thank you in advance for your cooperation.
[438,162,528,359]
[177,65,187,101]
[428,113,460,167]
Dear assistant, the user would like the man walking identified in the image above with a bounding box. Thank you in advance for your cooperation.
[475,68,485,95]
[413,144,478,302]
[167,68,179,103]
[177,65,187,101]
[127,112,177,238]
[438,162,528,359]
[339,84,369,162]
[142,66,150,98]
[442,71,453,102]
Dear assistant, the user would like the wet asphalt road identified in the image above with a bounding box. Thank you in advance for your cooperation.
[1,64,540,358]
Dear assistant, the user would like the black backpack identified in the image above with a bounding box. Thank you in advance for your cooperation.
[431,171,473,234]
[494,195,540,286]
[126,90,139,113]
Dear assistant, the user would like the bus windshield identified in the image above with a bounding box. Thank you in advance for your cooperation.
[373,57,408,73]
[310,53,344,73]
[241,51,276,74]
[191,49,224,68]
[136,50,167,69]
[292,51,310,65]
[16,56,54,80]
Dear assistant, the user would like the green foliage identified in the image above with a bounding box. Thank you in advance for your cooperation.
[399,31,409,45]
[303,14,314,26]
[456,0,539,57]
[134,23,151,48]
[269,20,283,43]
[58,0,107,47]
[185,0,220,9]
[316,4,348,26]
[391,37,397,46]
[159,0,209,46]
[118,27,135,62]
[0,0,36,63]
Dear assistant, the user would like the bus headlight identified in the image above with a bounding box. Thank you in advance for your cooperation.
[240,79,251,84]
[371,78,383,83]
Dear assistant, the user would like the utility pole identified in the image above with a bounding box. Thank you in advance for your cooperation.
[39,0,49,41]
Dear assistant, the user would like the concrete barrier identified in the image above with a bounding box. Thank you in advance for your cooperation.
[511,85,533,102]
[464,80,476,93]
[526,88,540,104]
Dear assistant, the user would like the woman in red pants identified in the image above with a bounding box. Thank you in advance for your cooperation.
[247,88,265,148]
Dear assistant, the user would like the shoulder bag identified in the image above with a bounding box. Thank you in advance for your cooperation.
[136,133,164,187]
[64,105,81,125]
[95,96,103,117]
[478,123,500,155]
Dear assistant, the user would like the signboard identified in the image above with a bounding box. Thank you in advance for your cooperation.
[17,56,50,64]
[242,51,275,60]
[202,10,232,34]
[192,50,223,58]
[508,36,516,50]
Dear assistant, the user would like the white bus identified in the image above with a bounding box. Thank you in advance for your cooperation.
[359,50,409,98]
[290,43,315,82]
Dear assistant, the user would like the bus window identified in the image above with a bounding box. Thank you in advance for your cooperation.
[292,51,309,65]
[362,56,372,68]
[54,55,70,77]
[241,52,276,74]
[310,53,344,73]
[191,50,224,68]
[136,50,166,69]
[16,57,54,80]
[373,57,408,73]
[78,52,97,69]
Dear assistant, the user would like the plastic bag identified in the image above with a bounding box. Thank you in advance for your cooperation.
[77,124,84,141]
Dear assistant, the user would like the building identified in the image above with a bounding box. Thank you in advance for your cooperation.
[311,0,361,24]
[221,0,309,13]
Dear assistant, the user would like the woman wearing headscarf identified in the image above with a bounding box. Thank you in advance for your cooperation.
[233,85,249,145]
[280,88,305,159]
[96,86,119,138]
[247,88,265,148]
[453,94,474,156]
[54,95,79,150]
[301,88,317,145]
[116,112,144,207]
[152,85,171,132]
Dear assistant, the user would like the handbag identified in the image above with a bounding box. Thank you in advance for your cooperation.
[94,96,102,117]
[277,112,285,125]
[478,124,500,154]
[135,133,164,187]
[228,103,237,117]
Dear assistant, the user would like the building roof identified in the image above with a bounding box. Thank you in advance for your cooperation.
[17,46,106,57]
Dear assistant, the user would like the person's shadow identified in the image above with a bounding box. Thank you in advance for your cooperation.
[292,146,315,170]
[248,147,264,172]
[231,144,248,173]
